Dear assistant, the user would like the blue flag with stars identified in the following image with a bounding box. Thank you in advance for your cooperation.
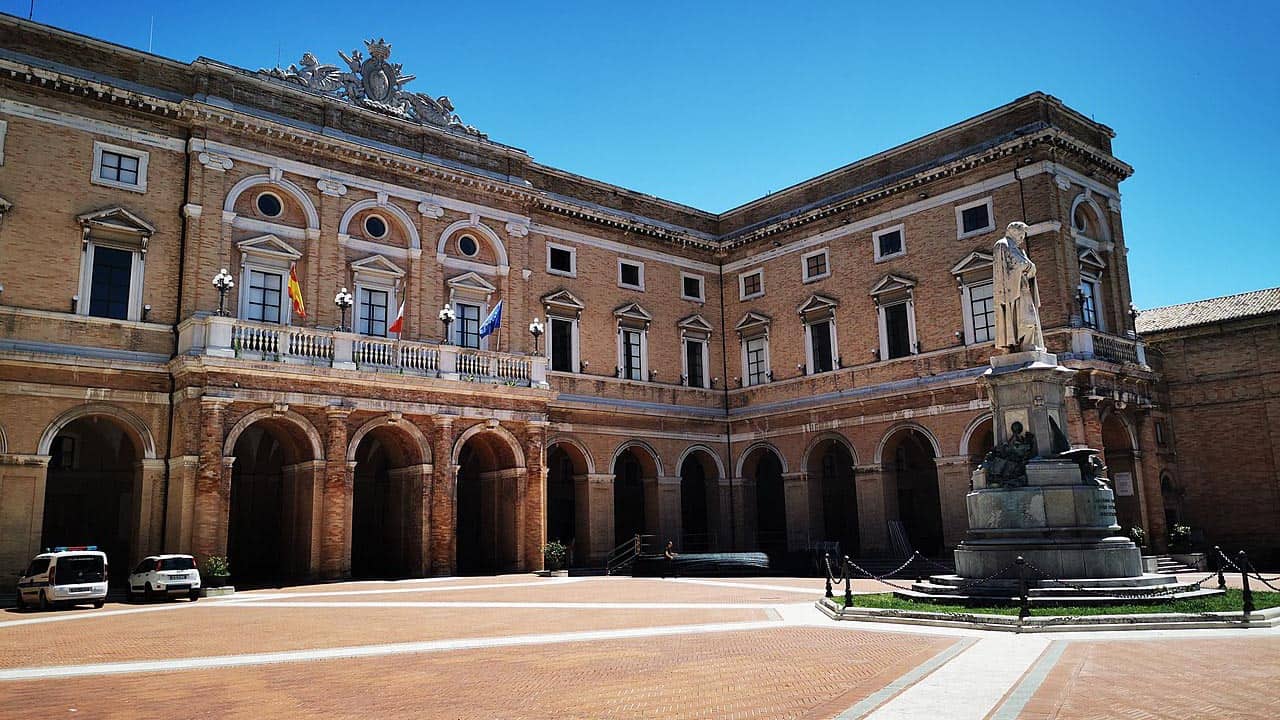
[479,300,503,338]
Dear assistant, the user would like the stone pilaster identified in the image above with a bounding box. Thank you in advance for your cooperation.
[0,455,50,586]
[720,477,750,550]
[656,476,682,547]
[131,458,167,565]
[854,464,892,556]
[1135,414,1168,551]
[402,462,434,576]
[320,407,352,579]
[934,455,974,551]
[522,423,548,571]
[428,417,455,575]
[782,471,810,550]
[164,455,199,553]
[578,473,614,565]
[192,399,228,560]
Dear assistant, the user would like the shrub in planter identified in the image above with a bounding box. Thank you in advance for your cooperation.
[203,555,231,587]
[1129,525,1147,550]
[542,540,568,571]
[1168,524,1193,553]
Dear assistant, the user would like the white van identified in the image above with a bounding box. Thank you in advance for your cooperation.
[16,548,109,611]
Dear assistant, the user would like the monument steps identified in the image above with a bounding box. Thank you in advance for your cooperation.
[1151,555,1199,574]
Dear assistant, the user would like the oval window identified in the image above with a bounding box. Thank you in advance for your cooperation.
[364,215,388,239]
[256,192,282,217]
[458,234,479,257]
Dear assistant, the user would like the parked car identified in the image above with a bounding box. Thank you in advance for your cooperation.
[127,555,201,602]
[15,547,108,611]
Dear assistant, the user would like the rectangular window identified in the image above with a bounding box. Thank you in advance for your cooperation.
[1080,281,1098,329]
[740,270,763,299]
[548,245,575,275]
[957,197,994,237]
[809,320,834,373]
[98,151,139,186]
[802,249,829,282]
[681,274,704,302]
[457,303,481,348]
[622,329,643,380]
[745,336,768,386]
[358,288,389,337]
[88,246,133,320]
[246,269,283,324]
[91,141,148,192]
[685,339,705,388]
[969,281,995,343]
[550,317,574,373]
[884,302,912,359]
[875,227,904,260]
[618,260,644,290]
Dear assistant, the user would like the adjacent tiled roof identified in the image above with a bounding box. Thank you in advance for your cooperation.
[1137,287,1280,334]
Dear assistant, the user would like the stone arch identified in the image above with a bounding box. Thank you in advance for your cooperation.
[339,198,421,249]
[346,415,432,465]
[451,421,526,469]
[676,444,726,480]
[436,219,509,269]
[735,441,788,478]
[874,423,942,465]
[610,439,664,479]
[0,422,8,454]
[802,432,859,468]
[1070,192,1110,242]
[959,414,995,457]
[224,173,320,230]
[547,436,595,475]
[1099,407,1139,450]
[38,403,157,459]
[222,407,324,463]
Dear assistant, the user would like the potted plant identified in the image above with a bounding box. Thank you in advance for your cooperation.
[203,555,231,588]
[1167,524,1207,569]
[538,540,568,577]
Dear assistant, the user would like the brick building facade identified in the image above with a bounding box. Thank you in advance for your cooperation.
[0,17,1171,585]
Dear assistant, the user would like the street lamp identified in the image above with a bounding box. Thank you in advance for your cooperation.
[334,287,354,331]
[528,316,544,356]
[438,304,456,344]
[212,268,235,316]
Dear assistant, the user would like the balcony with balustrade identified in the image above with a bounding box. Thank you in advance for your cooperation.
[177,315,548,388]
[1060,327,1149,369]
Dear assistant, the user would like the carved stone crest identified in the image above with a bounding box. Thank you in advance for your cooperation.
[261,39,484,138]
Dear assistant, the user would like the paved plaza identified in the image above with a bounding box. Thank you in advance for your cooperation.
[2,574,1277,719]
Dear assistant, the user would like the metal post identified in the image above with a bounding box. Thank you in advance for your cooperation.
[914,550,923,584]
[1239,550,1255,616]
[1016,556,1030,620]
[1215,546,1227,590]
[843,555,853,607]
[824,553,833,599]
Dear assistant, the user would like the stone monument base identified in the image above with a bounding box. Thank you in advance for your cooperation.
[899,571,1220,606]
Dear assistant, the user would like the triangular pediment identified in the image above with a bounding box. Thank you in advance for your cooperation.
[0,195,11,215]
[870,273,916,297]
[797,294,839,316]
[613,302,652,323]
[1078,249,1107,272]
[78,206,155,238]
[735,311,772,333]
[541,289,585,311]
[678,313,715,334]
[447,271,498,295]
[237,233,302,261]
[950,251,993,276]
[351,254,405,278]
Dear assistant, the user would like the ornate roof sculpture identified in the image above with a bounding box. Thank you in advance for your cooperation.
[261,39,484,138]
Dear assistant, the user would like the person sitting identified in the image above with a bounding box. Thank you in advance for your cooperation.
[663,540,678,579]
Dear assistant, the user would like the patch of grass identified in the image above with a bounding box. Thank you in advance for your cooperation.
[832,589,1280,617]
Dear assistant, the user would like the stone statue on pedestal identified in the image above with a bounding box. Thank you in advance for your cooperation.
[993,221,1045,353]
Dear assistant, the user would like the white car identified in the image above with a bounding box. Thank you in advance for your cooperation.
[16,548,109,611]
[127,555,201,602]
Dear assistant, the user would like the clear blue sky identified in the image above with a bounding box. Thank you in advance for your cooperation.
[6,0,1278,308]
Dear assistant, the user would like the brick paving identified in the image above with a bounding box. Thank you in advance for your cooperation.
[1010,638,1280,720]
[2,626,955,720]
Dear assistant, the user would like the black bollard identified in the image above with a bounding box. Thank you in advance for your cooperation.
[1215,546,1227,590]
[1016,556,1030,620]
[843,555,854,607]
[1239,550,1255,616]
[824,553,833,599]
[914,551,924,584]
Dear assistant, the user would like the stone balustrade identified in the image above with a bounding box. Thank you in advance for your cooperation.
[178,315,548,387]
[1067,328,1148,367]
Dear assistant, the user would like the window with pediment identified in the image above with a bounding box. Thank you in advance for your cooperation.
[736,311,772,387]
[798,295,839,374]
[236,234,302,325]
[542,289,584,374]
[351,255,405,337]
[75,207,154,322]
[614,303,651,382]
[951,251,996,345]
[1078,249,1108,331]
[447,271,497,349]
[678,314,714,388]
[870,274,918,360]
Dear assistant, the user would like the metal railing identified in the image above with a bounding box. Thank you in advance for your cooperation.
[606,534,656,575]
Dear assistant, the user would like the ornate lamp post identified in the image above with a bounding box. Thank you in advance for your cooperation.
[438,304,456,344]
[334,287,354,331]
[212,268,235,316]
[528,316,544,356]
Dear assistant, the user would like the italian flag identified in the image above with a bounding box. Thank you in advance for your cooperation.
[287,264,306,318]
[388,299,405,335]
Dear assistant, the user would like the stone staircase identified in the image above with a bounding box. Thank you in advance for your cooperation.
[1148,555,1199,575]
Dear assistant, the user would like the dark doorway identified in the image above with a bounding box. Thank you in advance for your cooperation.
[546,446,577,548]
[812,440,859,558]
[680,455,710,551]
[888,430,943,555]
[613,451,647,547]
[351,430,418,579]
[751,450,787,554]
[229,425,288,584]
[455,433,519,574]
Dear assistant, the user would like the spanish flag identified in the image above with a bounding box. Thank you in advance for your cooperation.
[287,264,306,318]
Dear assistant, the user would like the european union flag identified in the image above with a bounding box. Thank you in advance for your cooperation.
[479,300,503,338]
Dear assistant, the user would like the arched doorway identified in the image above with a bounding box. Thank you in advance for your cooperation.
[679,450,721,551]
[228,417,319,585]
[966,418,995,466]
[455,431,522,574]
[351,423,427,579]
[807,438,858,558]
[743,446,787,554]
[1101,413,1141,534]
[883,428,943,556]
[613,446,655,547]
[42,416,139,580]
[546,442,588,565]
